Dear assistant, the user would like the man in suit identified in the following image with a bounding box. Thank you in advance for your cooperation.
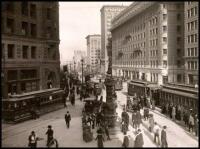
[65,111,71,128]
[134,129,144,147]
[161,126,168,147]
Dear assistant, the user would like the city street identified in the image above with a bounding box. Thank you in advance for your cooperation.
[2,82,198,147]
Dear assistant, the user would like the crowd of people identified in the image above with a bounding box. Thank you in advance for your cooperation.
[161,102,199,137]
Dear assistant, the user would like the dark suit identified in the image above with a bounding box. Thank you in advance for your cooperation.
[134,133,144,147]
[161,129,168,147]
[65,114,71,128]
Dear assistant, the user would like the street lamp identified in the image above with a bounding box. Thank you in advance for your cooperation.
[81,58,84,90]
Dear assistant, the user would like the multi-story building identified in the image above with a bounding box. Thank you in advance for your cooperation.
[184,2,198,85]
[1,2,60,98]
[85,34,101,73]
[100,5,127,74]
[111,2,185,85]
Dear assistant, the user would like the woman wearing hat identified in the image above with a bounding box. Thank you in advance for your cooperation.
[161,126,168,147]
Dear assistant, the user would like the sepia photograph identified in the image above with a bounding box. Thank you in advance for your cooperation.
[1,1,199,148]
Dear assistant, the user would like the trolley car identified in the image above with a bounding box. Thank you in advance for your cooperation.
[2,88,64,123]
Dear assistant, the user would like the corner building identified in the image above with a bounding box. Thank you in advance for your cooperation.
[111,2,185,85]
[100,5,127,74]
[1,2,60,98]
[184,2,198,85]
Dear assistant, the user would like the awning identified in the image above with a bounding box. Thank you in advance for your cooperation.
[146,84,160,90]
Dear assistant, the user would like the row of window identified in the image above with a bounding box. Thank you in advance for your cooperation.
[150,28,158,36]
[187,61,198,70]
[7,69,37,81]
[187,6,198,18]
[187,47,198,57]
[150,39,158,47]
[150,50,159,57]
[3,44,36,59]
[150,73,159,82]
[187,34,198,43]
[187,20,198,31]
[149,16,158,26]
[150,61,159,68]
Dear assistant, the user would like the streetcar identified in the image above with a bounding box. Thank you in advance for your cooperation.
[126,94,140,112]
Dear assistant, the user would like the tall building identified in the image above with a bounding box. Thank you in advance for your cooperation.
[1,2,60,98]
[85,34,101,73]
[100,5,127,74]
[111,2,185,85]
[184,2,198,85]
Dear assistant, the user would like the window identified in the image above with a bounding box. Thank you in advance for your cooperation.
[31,46,36,59]
[177,25,181,33]
[194,20,197,30]
[177,13,181,21]
[194,47,198,56]
[7,44,15,59]
[22,22,28,36]
[191,61,194,70]
[177,49,181,57]
[187,23,190,31]
[22,46,28,59]
[30,4,36,18]
[177,60,181,68]
[191,8,194,17]
[177,37,181,44]
[177,74,182,83]
[188,10,190,18]
[31,23,36,37]
[187,48,191,56]
[7,70,17,81]
[6,2,14,12]
[194,7,197,16]
[163,14,167,20]
[6,18,14,33]
[21,2,28,16]
[191,34,194,43]
[163,60,167,67]
[163,49,167,54]
[163,26,167,32]
[191,21,194,30]
[194,34,197,42]
[163,37,167,42]
[47,8,51,19]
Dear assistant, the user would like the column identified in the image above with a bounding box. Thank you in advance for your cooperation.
[17,69,21,94]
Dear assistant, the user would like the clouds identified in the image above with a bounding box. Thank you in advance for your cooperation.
[59,2,132,65]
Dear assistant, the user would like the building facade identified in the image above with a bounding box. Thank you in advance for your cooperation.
[184,2,198,85]
[100,5,127,74]
[1,2,60,98]
[85,35,101,73]
[111,2,185,85]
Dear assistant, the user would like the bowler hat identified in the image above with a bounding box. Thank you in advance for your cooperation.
[48,125,52,128]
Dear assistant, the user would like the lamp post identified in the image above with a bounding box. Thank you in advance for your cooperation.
[81,58,84,92]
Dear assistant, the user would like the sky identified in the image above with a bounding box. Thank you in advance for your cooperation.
[59,2,132,65]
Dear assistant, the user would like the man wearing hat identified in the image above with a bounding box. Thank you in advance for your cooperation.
[46,125,54,147]
[161,126,168,147]
[28,131,38,148]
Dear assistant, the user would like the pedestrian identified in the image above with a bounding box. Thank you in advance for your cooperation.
[169,103,172,118]
[153,122,160,146]
[161,126,168,148]
[132,112,137,129]
[122,131,129,148]
[65,111,71,128]
[134,129,144,147]
[189,113,194,132]
[149,114,154,132]
[70,91,75,106]
[45,125,54,147]
[96,127,104,148]
[172,106,176,121]
[135,110,142,129]
[194,114,199,137]
[104,122,111,140]
[91,113,96,129]
[87,114,93,127]
[121,108,129,131]
[28,131,38,148]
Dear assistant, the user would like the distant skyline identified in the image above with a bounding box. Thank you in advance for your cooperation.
[59,2,132,65]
